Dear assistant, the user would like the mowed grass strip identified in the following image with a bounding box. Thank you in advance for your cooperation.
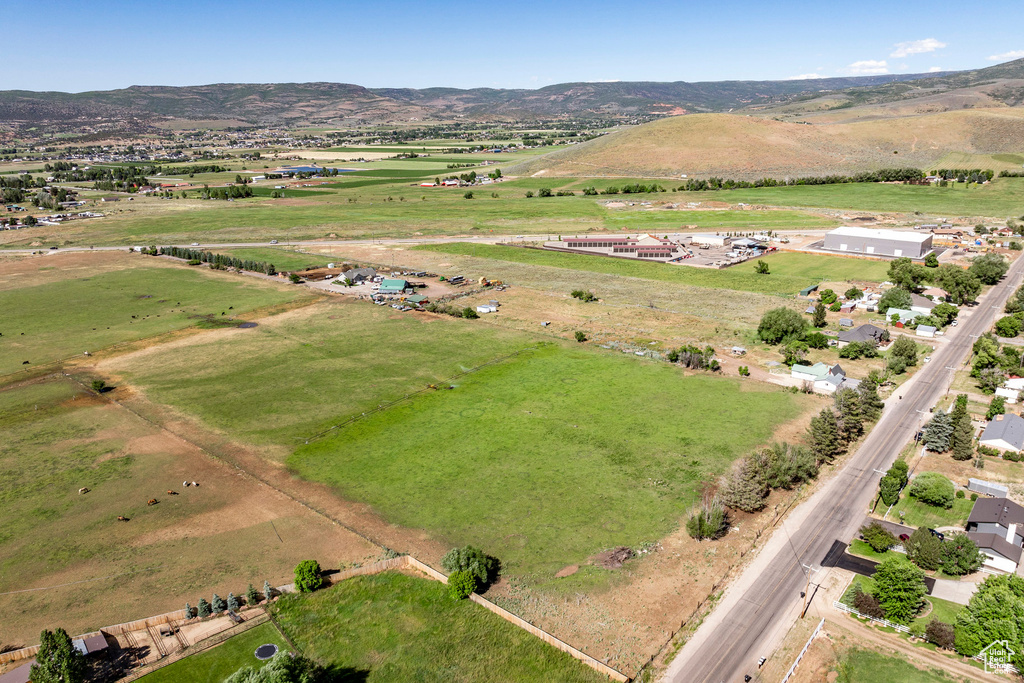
[139,623,289,683]
[0,263,306,375]
[271,571,608,683]
[216,247,330,272]
[755,251,891,283]
[290,344,805,576]
[841,648,964,683]
[416,242,818,295]
[109,301,536,452]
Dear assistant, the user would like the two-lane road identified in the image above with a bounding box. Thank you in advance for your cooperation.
[664,254,1024,683]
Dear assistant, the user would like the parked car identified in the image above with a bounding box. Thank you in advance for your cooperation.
[924,356,931,363]
[270,239,278,244]
[899,533,910,542]
[191,242,199,246]
[928,528,945,541]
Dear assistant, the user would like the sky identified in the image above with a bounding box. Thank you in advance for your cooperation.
[5,0,1024,92]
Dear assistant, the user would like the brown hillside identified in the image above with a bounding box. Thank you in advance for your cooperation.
[509,109,1024,180]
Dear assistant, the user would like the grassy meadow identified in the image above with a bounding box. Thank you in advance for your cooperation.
[271,571,608,683]
[289,344,807,577]
[0,257,307,376]
[839,648,968,683]
[139,623,290,683]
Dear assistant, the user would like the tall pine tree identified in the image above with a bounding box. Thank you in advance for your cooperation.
[833,388,863,442]
[951,411,975,461]
[923,410,954,452]
[809,408,843,463]
[858,382,885,422]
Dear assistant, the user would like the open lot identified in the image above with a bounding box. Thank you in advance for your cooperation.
[840,647,968,683]
[271,570,609,683]
[289,343,809,578]
[0,251,309,376]
[139,623,290,683]
[0,377,377,645]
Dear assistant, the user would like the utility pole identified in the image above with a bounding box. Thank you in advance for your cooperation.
[799,564,819,618]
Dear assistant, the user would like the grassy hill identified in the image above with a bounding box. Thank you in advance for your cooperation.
[507,108,1024,179]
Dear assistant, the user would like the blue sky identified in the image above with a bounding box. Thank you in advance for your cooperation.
[6,0,1024,92]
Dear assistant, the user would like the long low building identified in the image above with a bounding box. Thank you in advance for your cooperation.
[823,226,933,259]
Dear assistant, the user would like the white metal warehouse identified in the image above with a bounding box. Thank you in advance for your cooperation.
[822,227,933,258]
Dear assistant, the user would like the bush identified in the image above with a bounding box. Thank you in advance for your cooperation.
[461,307,479,319]
[926,619,955,649]
[956,489,965,498]
[447,570,477,600]
[971,492,978,501]
[91,379,106,393]
[908,472,955,508]
[757,307,806,344]
[441,546,499,586]
[686,498,728,541]
[853,586,885,619]
[860,521,897,552]
[294,559,324,592]
[905,527,942,570]
[288,273,301,284]
[574,330,587,343]
[940,532,985,576]
[463,191,474,199]
[820,288,838,305]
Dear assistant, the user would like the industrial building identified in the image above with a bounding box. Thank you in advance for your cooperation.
[822,227,933,259]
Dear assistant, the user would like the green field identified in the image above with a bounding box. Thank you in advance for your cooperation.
[757,251,891,283]
[887,495,975,529]
[0,261,306,376]
[416,242,821,295]
[289,344,806,577]
[109,300,536,452]
[840,648,969,683]
[216,247,330,271]
[271,571,607,683]
[140,623,289,683]
[842,575,964,635]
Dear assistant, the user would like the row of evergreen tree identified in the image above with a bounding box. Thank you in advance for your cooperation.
[154,246,277,275]
[922,394,976,462]
[675,167,928,192]
[185,581,273,619]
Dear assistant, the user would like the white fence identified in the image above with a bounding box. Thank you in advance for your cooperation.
[781,618,825,683]
[833,601,911,633]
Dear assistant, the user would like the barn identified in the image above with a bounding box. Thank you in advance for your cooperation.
[822,227,933,259]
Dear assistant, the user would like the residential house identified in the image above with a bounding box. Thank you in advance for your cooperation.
[885,308,920,325]
[966,497,1024,573]
[377,278,409,295]
[996,387,1019,404]
[791,362,859,393]
[910,294,937,316]
[341,267,375,283]
[979,413,1024,453]
[837,324,887,348]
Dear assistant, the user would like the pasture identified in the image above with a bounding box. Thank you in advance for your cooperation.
[0,253,308,376]
[415,242,821,295]
[271,571,608,683]
[839,648,966,683]
[139,623,289,683]
[289,344,808,577]
[214,247,330,272]
[755,251,891,283]
[0,378,376,644]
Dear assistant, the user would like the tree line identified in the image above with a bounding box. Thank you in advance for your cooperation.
[148,246,278,275]
[675,167,929,192]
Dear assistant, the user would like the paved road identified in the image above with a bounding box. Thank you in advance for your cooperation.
[664,254,1024,683]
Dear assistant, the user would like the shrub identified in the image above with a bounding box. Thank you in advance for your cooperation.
[845,287,863,300]
[463,191,474,199]
[211,593,226,613]
[537,188,552,197]
[971,493,979,501]
[227,592,239,611]
[288,273,301,284]
[441,546,499,586]
[820,289,838,305]
[447,570,477,600]
[829,301,841,312]
[91,379,106,393]
[908,472,955,508]
[197,597,212,617]
[686,498,728,541]
[860,521,897,552]
[461,307,479,319]
[574,331,587,343]
[853,586,884,619]
[294,559,324,592]
[905,527,942,570]
[926,619,955,649]
[246,584,258,606]
[956,489,965,498]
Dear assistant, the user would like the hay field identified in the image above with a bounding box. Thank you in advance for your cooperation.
[509,108,1024,180]
[289,344,808,577]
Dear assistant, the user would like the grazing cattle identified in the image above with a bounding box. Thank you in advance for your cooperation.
[147,498,158,506]
[167,490,178,495]
[191,481,198,487]
[183,481,190,487]
[78,487,90,494]
[117,516,129,522]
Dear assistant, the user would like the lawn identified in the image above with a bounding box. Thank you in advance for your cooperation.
[887,495,975,529]
[215,247,330,271]
[841,575,964,634]
[415,242,819,295]
[288,343,808,577]
[848,539,900,563]
[271,571,608,683]
[756,251,891,283]
[139,623,289,683]
[0,258,307,375]
[840,648,969,683]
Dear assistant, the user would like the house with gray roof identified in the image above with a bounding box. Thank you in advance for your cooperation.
[980,413,1024,453]
[966,497,1024,572]
[885,307,920,325]
[341,267,376,283]
[910,293,937,316]
[837,324,887,348]
[791,362,858,394]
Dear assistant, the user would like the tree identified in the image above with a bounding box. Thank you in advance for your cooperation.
[889,335,918,367]
[441,546,500,586]
[461,307,479,319]
[185,602,193,619]
[224,653,326,683]
[1006,285,1024,314]
[762,442,817,489]
[879,475,902,506]
[923,410,954,452]
[263,580,273,603]
[812,301,827,328]
[951,410,975,461]
[30,628,87,683]
[91,379,106,393]
[995,315,1023,338]
[537,187,552,197]
[463,191,473,199]
[940,533,985,576]
[926,620,955,649]
[804,331,829,349]
[808,408,843,463]
[872,557,927,624]
[888,257,927,291]
[853,586,885,618]
[954,574,1024,661]
[719,456,769,512]
[909,472,955,508]
[934,264,981,304]
[820,288,838,305]
[447,570,477,600]
[931,302,959,327]
[246,584,258,607]
[294,559,324,592]
[878,287,912,315]
[860,521,897,552]
[574,330,587,343]
[781,339,808,366]
[686,497,728,541]
[833,388,863,443]
[858,382,885,421]
[969,252,1009,284]
[904,527,943,570]
[845,286,863,300]
[227,592,239,611]
[755,260,770,274]
[924,252,940,268]
[288,273,301,284]
[757,307,805,344]
[211,593,226,612]
[197,597,212,617]
[987,395,1007,420]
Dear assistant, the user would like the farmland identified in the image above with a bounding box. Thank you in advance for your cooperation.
[270,571,608,683]
[289,344,808,578]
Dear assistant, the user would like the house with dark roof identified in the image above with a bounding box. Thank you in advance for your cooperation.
[966,497,1024,572]
[910,293,937,316]
[980,413,1024,453]
[341,267,375,283]
[837,324,887,348]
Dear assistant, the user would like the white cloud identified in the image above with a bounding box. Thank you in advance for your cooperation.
[890,38,946,58]
[846,60,889,75]
[928,66,943,73]
[988,50,1024,62]
[787,73,823,80]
